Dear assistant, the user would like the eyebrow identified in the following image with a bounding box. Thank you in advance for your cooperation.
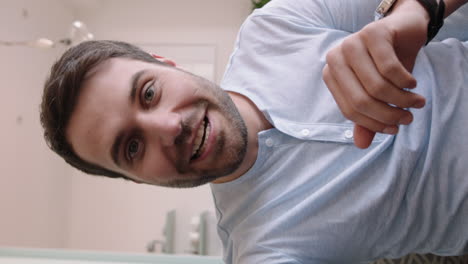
[129,69,147,104]
[110,69,147,168]
[111,132,125,167]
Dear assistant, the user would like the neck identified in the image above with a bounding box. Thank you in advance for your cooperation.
[211,92,272,184]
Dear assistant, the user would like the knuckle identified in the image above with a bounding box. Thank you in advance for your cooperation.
[360,24,378,40]
[341,108,356,121]
[341,38,358,54]
[351,95,370,112]
[337,103,356,120]
[367,80,387,99]
[325,49,338,65]
[380,61,399,77]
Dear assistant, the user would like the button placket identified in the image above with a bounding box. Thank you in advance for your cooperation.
[265,138,274,147]
[344,129,353,139]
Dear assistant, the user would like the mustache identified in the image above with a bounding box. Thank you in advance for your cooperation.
[174,122,192,146]
[173,100,208,173]
[173,121,193,174]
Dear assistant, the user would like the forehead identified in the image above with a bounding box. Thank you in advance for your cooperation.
[88,57,150,84]
[66,58,152,173]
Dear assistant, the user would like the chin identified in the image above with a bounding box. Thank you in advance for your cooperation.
[160,174,219,188]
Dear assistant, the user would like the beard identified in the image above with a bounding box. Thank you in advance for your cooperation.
[160,73,248,188]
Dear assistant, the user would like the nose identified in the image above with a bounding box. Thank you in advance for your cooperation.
[139,111,182,147]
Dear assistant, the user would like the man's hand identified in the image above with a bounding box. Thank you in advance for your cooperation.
[322,0,430,148]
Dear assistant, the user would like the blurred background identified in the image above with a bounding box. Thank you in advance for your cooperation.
[0,0,254,256]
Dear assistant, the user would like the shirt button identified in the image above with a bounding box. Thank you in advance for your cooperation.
[344,129,353,139]
[265,138,274,147]
[301,129,310,136]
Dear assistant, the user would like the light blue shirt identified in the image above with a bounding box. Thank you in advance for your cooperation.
[210,0,468,263]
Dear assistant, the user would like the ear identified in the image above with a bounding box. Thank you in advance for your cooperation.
[150,53,177,67]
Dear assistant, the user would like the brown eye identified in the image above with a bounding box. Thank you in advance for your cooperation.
[143,85,155,104]
[126,139,141,160]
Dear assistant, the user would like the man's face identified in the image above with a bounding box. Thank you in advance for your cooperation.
[66,58,247,187]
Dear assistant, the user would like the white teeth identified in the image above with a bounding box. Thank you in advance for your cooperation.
[199,122,210,155]
[192,121,204,156]
[191,118,210,159]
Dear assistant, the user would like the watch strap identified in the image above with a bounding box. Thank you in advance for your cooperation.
[415,0,446,44]
[375,0,398,20]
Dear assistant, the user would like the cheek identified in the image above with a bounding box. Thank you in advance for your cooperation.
[136,152,178,182]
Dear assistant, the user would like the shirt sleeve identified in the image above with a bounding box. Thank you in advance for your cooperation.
[262,0,467,40]
[222,0,367,129]
[436,3,468,41]
[258,0,380,32]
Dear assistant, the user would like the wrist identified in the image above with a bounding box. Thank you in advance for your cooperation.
[391,0,431,23]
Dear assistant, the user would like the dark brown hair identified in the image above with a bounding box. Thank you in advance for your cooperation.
[40,40,166,181]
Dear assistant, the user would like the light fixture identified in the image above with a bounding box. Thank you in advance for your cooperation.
[0,20,94,49]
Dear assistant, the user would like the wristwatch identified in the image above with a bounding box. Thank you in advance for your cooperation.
[374,0,446,44]
[416,0,446,44]
[374,0,398,20]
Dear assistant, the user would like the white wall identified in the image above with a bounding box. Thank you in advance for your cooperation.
[0,0,75,248]
[0,0,252,255]
[63,0,252,255]
[69,0,253,83]
[67,173,220,254]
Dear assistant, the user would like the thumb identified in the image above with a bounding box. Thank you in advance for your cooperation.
[354,124,375,149]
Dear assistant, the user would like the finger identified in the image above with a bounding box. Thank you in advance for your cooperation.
[341,37,426,109]
[354,124,376,149]
[361,24,417,89]
[326,47,413,126]
[323,65,399,133]
[350,109,399,135]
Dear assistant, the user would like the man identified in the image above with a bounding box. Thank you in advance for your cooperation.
[40,0,468,263]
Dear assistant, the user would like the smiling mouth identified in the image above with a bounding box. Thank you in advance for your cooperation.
[190,116,210,161]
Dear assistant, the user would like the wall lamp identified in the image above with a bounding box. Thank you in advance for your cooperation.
[0,20,93,49]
